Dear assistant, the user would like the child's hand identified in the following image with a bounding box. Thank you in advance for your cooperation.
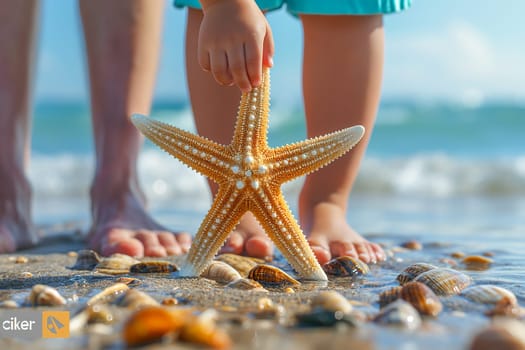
[199,0,274,92]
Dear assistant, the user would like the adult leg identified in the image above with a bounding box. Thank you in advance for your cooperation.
[185,8,272,258]
[299,15,386,264]
[80,0,191,257]
[0,0,39,252]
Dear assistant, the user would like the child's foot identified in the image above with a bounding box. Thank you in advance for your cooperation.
[220,212,273,259]
[306,202,385,265]
[0,175,38,253]
[88,184,191,257]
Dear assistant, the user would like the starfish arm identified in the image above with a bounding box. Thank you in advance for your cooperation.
[231,68,270,156]
[131,114,230,183]
[249,185,327,281]
[179,184,247,277]
[268,125,365,183]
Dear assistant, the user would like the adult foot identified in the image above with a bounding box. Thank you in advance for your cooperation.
[0,174,38,253]
[306,202,385,265]
[88,184,191,257]
[220,212,273,259]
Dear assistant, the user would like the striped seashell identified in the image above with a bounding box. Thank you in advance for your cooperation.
[378,286,402,308]
[311,291,352,314]
[201,261,242,284]
[396,263,437,285]
[373,299,422,330]
[95,254,140,275]
[27,284,67,307]
[248,264,300,286]
[87,283,129,306]
[70,249,101,270]
[322,256,369,277]
[215,253,264,277]
[225,278,268,292]
[462,285,517,305]
[400,281,443,316]
[114,289,159,309]
[130,261,178,273]
[413,268,471,296]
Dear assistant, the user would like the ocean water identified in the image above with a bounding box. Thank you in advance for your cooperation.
[30,100,525,241]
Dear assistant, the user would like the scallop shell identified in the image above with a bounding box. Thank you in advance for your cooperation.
[87,283,129,306]
[311,291,352,314]
[95,254,140,275]
[462,255,493,271]
[373,299,422,330]
[378,286,402,308]
[180,309,232,350]
[70,249,101,270]
[322,256,369,277]
[469,319,525,350]
[130,261,178,273]
[201,261,242,284]
[248,264,300,286]
[123,306,191,347]
[396,263,437,285]
[400,281,443,316]
[225,278,268,292]
[462,285,517,305]
[413,268,471,296]
[215,253,263,277]
[114,289,159,309]
[27,284,67,307]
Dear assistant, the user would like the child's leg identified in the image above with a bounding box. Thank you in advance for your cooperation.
[81,0,191,257]
[0,0,39,253]
[185,8,273,258]
[299,14,385,264]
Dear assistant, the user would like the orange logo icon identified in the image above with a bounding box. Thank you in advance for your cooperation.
[42,311,69,338]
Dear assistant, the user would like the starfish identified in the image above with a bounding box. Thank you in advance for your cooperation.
[131,68,364,281]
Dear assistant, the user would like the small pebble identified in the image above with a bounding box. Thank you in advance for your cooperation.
[257,297,274,311]
[0,300,19,309]
[19,272,33,278]
[67,251,78,257]
[15,256,29,264]
[284,287,295,294]
[450,251,465,259]
[161,297,179,306]
[482,251,495,257]
[400,240,423,250]
[116,277,141,286]
[462,255,493,271]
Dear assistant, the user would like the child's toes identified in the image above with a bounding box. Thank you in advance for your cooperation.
[245,236,273,259]
[220,231,244,254]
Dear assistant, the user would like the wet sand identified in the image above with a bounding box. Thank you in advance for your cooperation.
[0,228,523,350]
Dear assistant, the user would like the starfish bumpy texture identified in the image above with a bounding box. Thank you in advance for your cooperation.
[131,68,364,281]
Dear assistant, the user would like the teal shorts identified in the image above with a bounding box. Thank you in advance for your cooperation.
[174,0,411,15]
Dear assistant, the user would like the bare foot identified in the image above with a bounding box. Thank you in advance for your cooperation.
[0,173,38,253]
[220,212,273,259]
[88,184,191,258]
[306,202,385,265]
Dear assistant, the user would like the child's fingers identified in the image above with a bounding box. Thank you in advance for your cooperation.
[210,50,233,86]
[262,23,274,67]
[244,39,263,88]
[227,45,252,92]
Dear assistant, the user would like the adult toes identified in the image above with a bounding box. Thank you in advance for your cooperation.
[175,232,192,253]
[101,237,144,258]
[157,232,182,256]
[135,231,167,257]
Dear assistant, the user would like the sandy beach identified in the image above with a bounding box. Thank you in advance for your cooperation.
[1,226,524,350]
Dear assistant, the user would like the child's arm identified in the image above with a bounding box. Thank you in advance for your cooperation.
[198,0,274,92]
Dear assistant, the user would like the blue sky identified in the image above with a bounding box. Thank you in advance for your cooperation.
[34,0,525,105]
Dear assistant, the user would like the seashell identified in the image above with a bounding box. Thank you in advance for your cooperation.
[450,251,465,259]
[95,254,140,275]
[161,297,179,306]
[399,281,443,316]
[462,285,517,305]
[87,283,129,306]
[201,261,242,284]
[295,309,360,328]
[469,319,525,350]
[70,304,115,334]
[130,261,178,273]
[67,251,78,257]
[215,253,263,277]
[311,291,352,314]
[115,277,141,286]
[19,272,33,278]
[180,309,232,349]
[373,299,422,330]
[462,255,493,271]
[482,251,494,257]
[114,289,159,309]
[27,284,67,306]
[396,263,437,285]
[484,296,524,318]
[225,278,268,292]
[400,240,422,250]
[248,264,300,286]
[14,256,29,264]
[123,306,190,347]
[257,297,275,311]
[413,268,471,296]
[322,256,369,277]
[70,249,101,270]
[0,300,19,309]
[378,286,402,308]
[284,287,295,294]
